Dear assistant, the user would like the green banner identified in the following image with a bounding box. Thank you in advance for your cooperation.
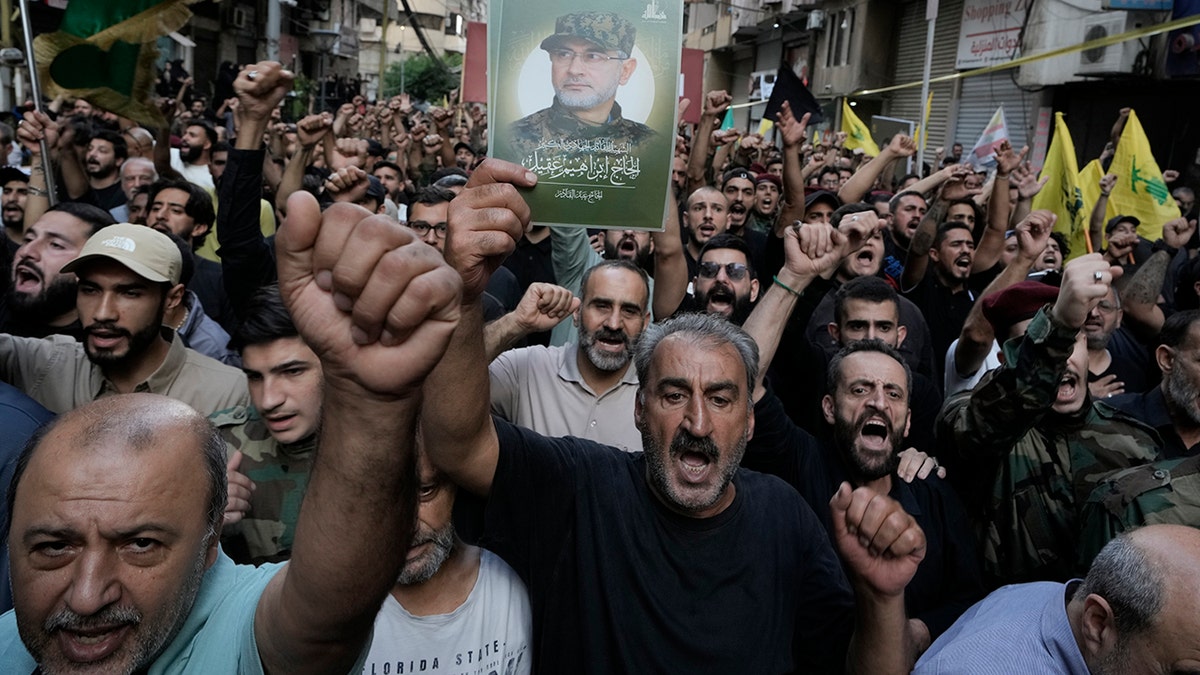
[488,1,682,230]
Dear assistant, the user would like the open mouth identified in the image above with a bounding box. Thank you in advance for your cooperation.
[619,238,638,255]
[1056,370,1079,404]
[730,203,747,214]
[56,624,132,663]
[265,412,296,431]
[954,255,972,272]
[13,263,41,291]
[855,249,876,264]
[677,451,713,484]
[705,285,736,312]
[859,418,890,450]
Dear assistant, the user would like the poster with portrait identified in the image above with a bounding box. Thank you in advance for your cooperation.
[487,0,683,230]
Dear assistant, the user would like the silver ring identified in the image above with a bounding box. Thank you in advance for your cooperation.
[1093,271,1104,282]
[247,70,259,81]
[851,215,859,221]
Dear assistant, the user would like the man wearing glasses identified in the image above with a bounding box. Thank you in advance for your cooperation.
[509,12,655,160]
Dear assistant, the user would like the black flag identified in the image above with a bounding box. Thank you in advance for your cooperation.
[764,64,824,124]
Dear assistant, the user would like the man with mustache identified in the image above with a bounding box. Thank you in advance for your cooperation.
[488,259,648,452]
[426,163,928,672]
[508,12,654,160]
[0,223,248,416]
[1,202,115,340]
[903,218,1003,364]
[362,448,532,675]
[0,169,462,673]
[602,228,653,269]
[937,257,1163,587]
[0,167,28,255]
[675,233,759,325]
[720,167,755,234]
[78,130,128,214]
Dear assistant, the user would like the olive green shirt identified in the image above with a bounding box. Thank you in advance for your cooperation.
[0,330,249,415]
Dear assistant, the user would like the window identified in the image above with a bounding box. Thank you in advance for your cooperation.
[825,7,855,67]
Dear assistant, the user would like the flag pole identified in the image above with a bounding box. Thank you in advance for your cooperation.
[17,0,57,206]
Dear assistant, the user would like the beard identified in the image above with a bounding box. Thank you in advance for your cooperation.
[83,297,165,368]
[603,238,652,269]
[19,536,209,675]
[398,521,456,585]
[2,207,23,230]
[180,144,203,163]
[695,281,754,326]
[555,76,620,110]
[1165,363,1200,425]
[578,323,634,372]
[641,425,745,514]
[831,409,905,481]
[7,273,78,321]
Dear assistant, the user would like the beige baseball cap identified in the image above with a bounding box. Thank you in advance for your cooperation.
[61,223,183,285]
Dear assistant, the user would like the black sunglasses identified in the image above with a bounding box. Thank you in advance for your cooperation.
[697,261,749,281]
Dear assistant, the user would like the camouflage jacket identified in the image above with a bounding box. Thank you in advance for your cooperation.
[508,98,656,163]
[937,308,1160,584]
[1079,453,1200,568]
[209,405,316,565]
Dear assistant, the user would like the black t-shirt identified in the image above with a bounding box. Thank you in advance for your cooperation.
[80,180,127,213]
[484,418,856,674]
[742,391,985,639]
[903,264,1002,364]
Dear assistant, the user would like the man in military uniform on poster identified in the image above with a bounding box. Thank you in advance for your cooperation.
[509,11,656,160]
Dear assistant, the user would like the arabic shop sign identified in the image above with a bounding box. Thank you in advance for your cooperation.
[956,0,1029,69]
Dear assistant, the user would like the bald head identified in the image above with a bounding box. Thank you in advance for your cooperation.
[6,394,228,534]
[1070,525,1200,673]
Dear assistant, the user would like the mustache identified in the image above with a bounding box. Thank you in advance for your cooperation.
[85,322,132,340]
[45,605,141,633]
[593,327,629,344]
[670,430,720,461]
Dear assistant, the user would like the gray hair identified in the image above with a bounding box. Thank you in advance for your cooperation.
[1078,532,1164,637]
[634,313,759,400]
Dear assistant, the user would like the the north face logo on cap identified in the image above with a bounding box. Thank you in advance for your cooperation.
[100,236,136,252]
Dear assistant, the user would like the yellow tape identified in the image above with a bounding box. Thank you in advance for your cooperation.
[726,13,1200,110]
[853,13,1200,96]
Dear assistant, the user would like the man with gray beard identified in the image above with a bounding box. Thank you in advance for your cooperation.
[1101,309,1200,457]
[488,259,650,452]
[361,450,532,674]
[508,12,655,160]
[1084,284,1151,399]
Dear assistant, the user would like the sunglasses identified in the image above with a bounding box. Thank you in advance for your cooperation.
[697,261,749,281]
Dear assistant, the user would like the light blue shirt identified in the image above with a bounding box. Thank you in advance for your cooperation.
[0,551,281,674]
[914,580,1089,675]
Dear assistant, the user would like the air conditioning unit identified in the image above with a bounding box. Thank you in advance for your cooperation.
[806,9,825,30]
[231,6,248,29]
[1078,11,1142,74]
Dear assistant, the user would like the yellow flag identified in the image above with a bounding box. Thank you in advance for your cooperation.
[841,99,880,156]
[1107,109,1179,244]
[757,117,774,137]
[1032,112,1087,259]
[1077,159,1105,256]
[914,91,933,149]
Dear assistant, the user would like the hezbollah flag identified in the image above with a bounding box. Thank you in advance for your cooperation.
[1032,112,1087,259]
[1078,159,1106,255]
[841,99,880,156]
[34,0,201,128]
[1107,109,1179,244]
[914,91,933,149]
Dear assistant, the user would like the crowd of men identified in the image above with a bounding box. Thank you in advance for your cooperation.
[2,10,1200,673]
